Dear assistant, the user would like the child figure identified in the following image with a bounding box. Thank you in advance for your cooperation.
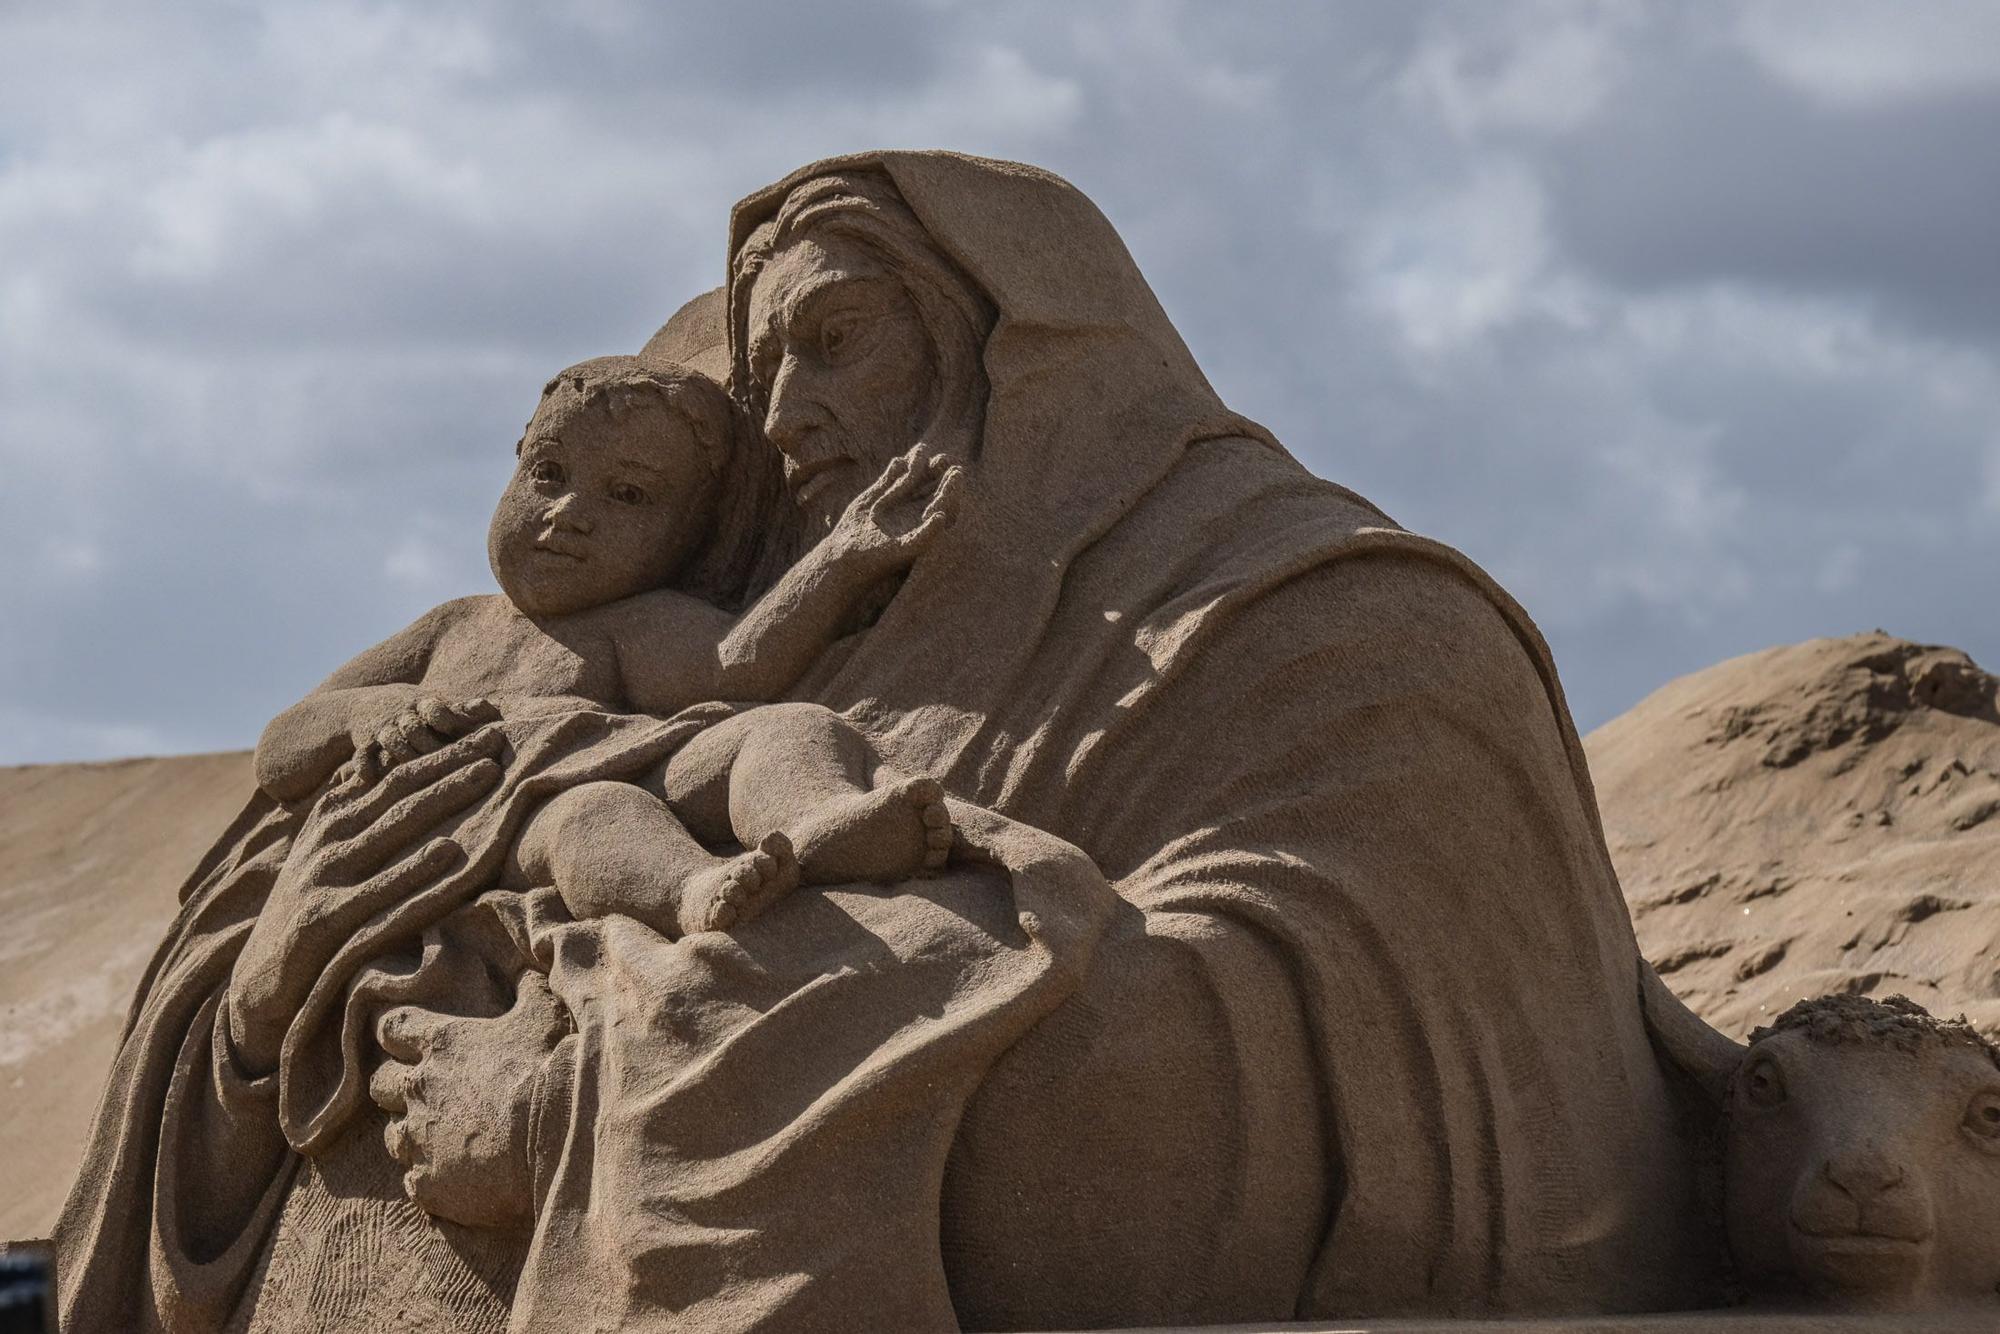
[256,356,958,937]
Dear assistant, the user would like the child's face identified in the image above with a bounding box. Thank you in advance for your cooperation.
[488,398,718,617]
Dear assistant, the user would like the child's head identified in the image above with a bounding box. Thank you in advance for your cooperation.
[489,357,744,616]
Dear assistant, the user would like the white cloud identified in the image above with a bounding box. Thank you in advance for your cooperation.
[1398,0,1635,136]
[1347,158,1576,352]
[1734,1,2000,109]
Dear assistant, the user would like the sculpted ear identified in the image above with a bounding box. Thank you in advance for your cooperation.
[1640,961,1747,1105]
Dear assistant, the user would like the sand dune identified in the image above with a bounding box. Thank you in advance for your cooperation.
[1588,631,2000,1040]
[0,751,253,1240]
[6,629,1998,1240]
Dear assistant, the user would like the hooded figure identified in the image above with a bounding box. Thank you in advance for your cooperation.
[60,151,1717,1333]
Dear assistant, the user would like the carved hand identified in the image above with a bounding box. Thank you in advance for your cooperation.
[826,444,963,578]
[368,971,571,1229]
[226,726,506,1073]
[350,695,501,782]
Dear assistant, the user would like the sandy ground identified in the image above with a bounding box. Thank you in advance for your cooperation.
[0,751,253,1240]
[5,630,1997,1245]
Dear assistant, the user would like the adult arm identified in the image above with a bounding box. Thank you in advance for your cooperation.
[609,447,961,712]
[59,727,510,1331]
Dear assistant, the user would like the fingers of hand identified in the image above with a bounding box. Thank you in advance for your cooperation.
[853,453,907,507]
[397,710,445,758]
[369,1058,416,1114]
[376,722,418,767]
[933,464,964,510]
[513,971,569,1041]
[328,726,504,840]
[413,696,459,735]
[335,834,465,919]
[345,760,496,869]
[455,697,502,728]
[417,696,501,736]
[375,1005,437,1063]
[898,507,950,551]
[874,453,927,509]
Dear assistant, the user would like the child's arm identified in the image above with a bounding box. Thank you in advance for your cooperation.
[609,448,962,715]
[253,598,478,801]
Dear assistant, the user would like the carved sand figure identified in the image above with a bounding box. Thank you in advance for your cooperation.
[1647,979,2000,1309]
[256,355,958,941]
[65,151,1757,1330]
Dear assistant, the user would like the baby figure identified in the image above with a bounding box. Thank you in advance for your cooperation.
[256,356,958,937]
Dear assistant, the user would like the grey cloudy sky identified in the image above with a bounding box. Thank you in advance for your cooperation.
[4,0,1998,764]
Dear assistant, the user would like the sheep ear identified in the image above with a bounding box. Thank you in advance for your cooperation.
[1640,961,1747,1105]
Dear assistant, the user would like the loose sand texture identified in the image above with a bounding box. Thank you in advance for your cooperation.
[0,750,253,1240]
[1587,631,2000,1041]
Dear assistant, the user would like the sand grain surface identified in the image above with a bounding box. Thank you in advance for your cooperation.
[1588,631,2000,1040]
[0,751,253,1239]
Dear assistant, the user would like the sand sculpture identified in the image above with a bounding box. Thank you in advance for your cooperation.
[52,152,2000,1330]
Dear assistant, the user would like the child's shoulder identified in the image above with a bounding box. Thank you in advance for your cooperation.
[420,593,510,626]
[395,593,513,646]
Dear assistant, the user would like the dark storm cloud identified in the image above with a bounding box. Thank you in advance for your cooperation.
[4,1,1998,761]
[1545,32,2000,345]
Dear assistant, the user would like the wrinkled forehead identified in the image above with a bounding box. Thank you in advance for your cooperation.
[743,234,894,342]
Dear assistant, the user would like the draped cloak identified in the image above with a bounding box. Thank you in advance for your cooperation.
[58,151,1716,1332]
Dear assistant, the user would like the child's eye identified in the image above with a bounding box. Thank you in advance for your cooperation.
[529,460,565,486]
[610,482,646,506]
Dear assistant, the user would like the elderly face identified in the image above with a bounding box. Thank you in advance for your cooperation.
[744,233,940,534]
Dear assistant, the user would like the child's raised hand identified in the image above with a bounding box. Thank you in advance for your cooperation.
[347,696,502,784]
[830,445,964,577]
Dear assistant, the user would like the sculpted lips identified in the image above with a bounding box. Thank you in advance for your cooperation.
[532,534,587,561]
[784,449,855,506]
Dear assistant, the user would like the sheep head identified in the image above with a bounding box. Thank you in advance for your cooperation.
[1644,970,2000,1308]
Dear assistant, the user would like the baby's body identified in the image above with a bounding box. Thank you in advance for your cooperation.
[257,358,959,937]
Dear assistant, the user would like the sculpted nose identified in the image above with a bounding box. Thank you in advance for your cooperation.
[1824,1150,1905,1203]
[544,492,592,534]
[762,354,822,456]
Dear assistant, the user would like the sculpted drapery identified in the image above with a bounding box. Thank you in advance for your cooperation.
[59,151,1714,1332]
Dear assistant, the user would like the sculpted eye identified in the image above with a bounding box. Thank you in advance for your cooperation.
[610,482,646,506]
[530,459,565,486]
[821,312,862,361]
[1743,1056,1787,1109]
[1966,1090,2000,1141]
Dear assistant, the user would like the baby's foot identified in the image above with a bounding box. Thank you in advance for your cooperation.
[792,777,954,886]
[679,832,798,934]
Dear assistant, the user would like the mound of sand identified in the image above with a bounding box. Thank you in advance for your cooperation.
[7,630,1998,1239]
[0,751,253,1240]
[1586,631,2000,1041]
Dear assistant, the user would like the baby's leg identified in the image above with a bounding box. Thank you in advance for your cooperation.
[511,781,796,936]
[662,704,952,886]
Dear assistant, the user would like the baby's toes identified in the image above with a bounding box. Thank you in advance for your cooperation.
[704,878,745,931]
[904,777,944,809]
[756,832,799,892]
